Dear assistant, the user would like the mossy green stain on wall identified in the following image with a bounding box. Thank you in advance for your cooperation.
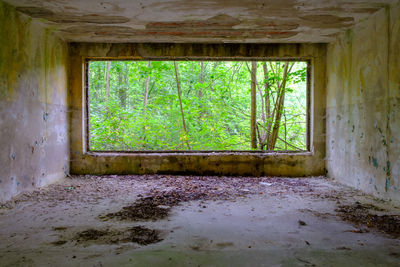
[0,0,69,202]
[326,2,400,204]
[0,1,67,104]
[0,1,27,100]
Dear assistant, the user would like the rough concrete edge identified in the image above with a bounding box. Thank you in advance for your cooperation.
[68,43,326,177]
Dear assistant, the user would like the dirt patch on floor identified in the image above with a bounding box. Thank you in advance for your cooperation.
[52,226,68,231]
[101,188,238,222]
[335,203,400,237]
[55,226,163,246]
[127,226,162,245]
[75,229,109,242]
[101,198,170,221]
[51,240,68,246]
[100,177,268,221]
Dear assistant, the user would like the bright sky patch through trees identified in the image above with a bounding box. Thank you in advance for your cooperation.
[88,60,308,151]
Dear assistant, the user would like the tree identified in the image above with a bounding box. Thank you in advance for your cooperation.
[250,61,257,149]
[174,62,191,150]
[88,60,307,152]
[105,61,111,100]
[142,61,151,140]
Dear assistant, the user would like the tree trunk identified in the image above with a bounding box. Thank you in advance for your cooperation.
[263,63,271,128]
[269,62,290,149]
[105,61,111,100]
[174,62,191,150]
[250,61,257,149]
[263,62,271,150]
[284,111,287,150]
[209,62,219,92]
[199,61,204,99]
[118,65,127,108]
[143,61,151,115]
[198,61,205,119]
[142,61,151,139]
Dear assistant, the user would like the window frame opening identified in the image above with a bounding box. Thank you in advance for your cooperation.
[84,58,311,154]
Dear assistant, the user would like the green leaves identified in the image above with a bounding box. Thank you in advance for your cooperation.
[88,60,307,151]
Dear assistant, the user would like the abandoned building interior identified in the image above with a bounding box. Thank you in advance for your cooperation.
[0,0,400,266]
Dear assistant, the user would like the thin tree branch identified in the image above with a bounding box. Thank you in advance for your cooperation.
[174,62,191,150]
[276,136,304,151]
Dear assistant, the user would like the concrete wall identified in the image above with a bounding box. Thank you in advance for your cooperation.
[69,43,326,177]
[326,2,400,203]
[0,1,69,202]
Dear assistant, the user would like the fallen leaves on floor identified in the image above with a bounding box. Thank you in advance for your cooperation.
[71,226,163,246]
[336,203,400,237]
[101,198,171,221]
[99,176,268,221]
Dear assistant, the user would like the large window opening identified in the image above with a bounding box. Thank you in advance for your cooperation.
[87,60,309,152]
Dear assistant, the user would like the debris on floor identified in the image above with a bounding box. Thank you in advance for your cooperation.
[75,229,109,242]
[101,197,171,221]
[1,175,400,267]
[298,220,307,226]
[56,226,163,246]
[127,226,163,245]
[336,203,400,237]
[100,176,262,222]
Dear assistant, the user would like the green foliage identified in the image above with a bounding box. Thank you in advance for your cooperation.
[88,60,307,151]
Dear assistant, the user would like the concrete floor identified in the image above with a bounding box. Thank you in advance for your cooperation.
[0,175,399,267]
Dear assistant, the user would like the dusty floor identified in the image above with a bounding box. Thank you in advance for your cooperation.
[0,175,400,267]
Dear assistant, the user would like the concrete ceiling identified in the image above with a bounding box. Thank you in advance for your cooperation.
[5,0,398,43]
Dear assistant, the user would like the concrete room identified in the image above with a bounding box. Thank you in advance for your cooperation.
[0,0,399,266]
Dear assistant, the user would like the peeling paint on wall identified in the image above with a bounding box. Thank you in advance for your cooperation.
[372,157,379,168]
[3,0,397,43]
[326,1,400,203]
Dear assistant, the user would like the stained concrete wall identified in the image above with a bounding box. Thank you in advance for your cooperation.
[69,43,326,177]
[0,1,69,202]
[326,2,400,203]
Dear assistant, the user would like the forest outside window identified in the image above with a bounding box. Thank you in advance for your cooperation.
[87,60,309,152]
